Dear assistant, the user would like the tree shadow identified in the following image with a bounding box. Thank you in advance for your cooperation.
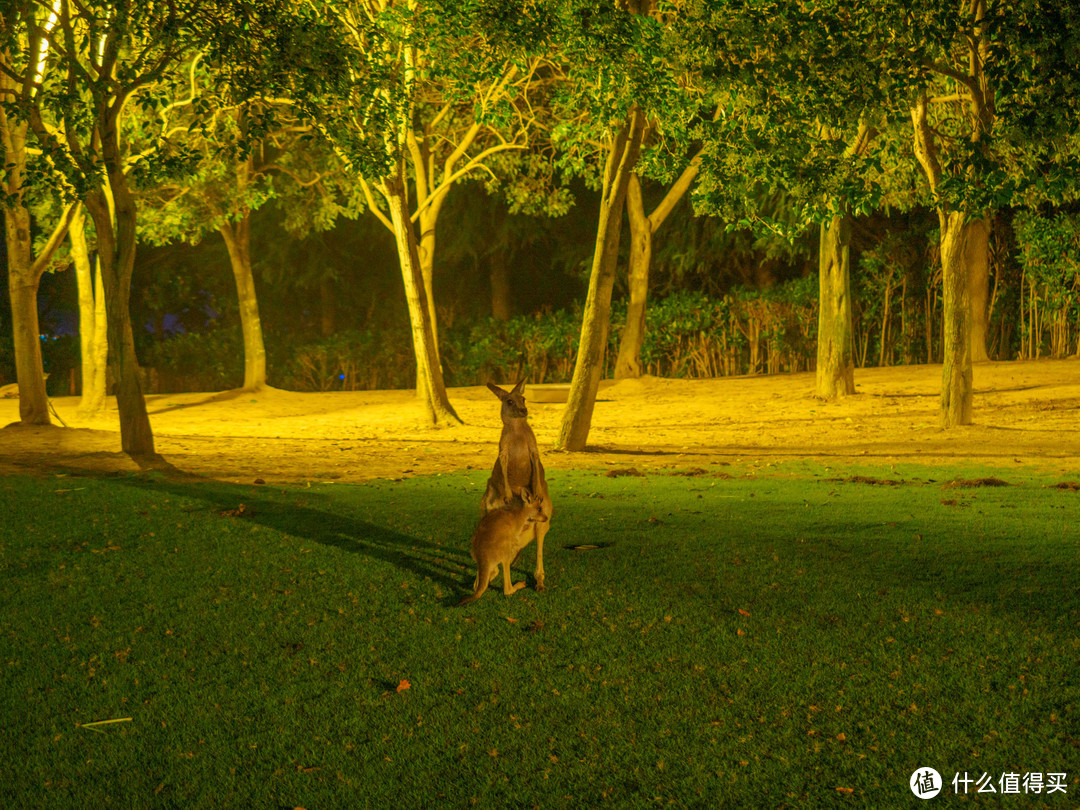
[144,389,251,416]
[114,474,473,594]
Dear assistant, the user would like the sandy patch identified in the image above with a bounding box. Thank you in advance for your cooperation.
[1,359,1078,483]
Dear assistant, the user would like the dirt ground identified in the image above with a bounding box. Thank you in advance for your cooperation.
[1,359,1078,483]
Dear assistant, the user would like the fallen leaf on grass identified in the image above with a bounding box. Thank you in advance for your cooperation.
[505,617,518,624]
[836,733,847,742]
[835,787,854,794]
[396,679,411,693]
[736,629,745,636]
[738,609,750,617]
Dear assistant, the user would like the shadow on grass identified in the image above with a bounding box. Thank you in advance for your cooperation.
[114,473,472,594]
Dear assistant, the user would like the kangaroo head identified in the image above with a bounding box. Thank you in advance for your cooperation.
[519,487,544,520]
[487,380,528,421]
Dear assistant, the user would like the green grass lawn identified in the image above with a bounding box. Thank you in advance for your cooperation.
[1,462,1078,807]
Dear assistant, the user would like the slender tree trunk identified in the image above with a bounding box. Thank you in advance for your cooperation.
[966,217,991,362]
[490,249,511,320]
[4,203,51,425]
[815,213,856,398]
[84,167,155,456]
[219,213,267,391]
[70,205,108,413]
[613,173,652,380]
[385,165,461,426]
[939,210,974,427]
[557,109,645,451]
[1,106,52,425]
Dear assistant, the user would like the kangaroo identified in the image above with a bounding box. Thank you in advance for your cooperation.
[459,489,546,605]
[481,380,553,591]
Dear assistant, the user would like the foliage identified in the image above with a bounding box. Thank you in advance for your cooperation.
[1014,210,1080,357]
[143,328,245,393]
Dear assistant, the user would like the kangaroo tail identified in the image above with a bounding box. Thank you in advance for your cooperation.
[458,566,492,606]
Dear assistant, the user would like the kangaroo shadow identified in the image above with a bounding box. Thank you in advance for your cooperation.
[116,475,473,593]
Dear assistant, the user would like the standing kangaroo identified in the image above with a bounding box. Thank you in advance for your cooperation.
[459,488,546,605]
[481,380,553,591]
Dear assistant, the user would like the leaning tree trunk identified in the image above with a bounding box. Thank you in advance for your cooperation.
[4,203,51,425]
[385,165,461,427]
[83,175,155,456]
[815,212,857,399]
[613,173,652,380]
[219,213,267,391]
[966,217,991,362]
[557,109,645,451]
[71,205,108,414]
[939,210,975,427]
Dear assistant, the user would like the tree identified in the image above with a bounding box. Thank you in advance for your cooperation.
[67,204,107,413]
[136,63,329,393]
[308,0,553,425]
[0,4,79,425]
[679,0,903,401]
[612,150,705,380]
[553,0,690,450]
[903,0,1080,425]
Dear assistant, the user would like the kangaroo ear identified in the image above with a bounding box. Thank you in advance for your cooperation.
[511,379,526,395]
[486,381,509,401]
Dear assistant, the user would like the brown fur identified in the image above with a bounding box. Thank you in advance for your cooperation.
[481,380,553,590]
[459,489,546,605]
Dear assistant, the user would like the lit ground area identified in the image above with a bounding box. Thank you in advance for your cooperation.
[1,358,1078,482]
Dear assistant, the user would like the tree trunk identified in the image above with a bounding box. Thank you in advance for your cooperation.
[4,203,51,425]
[966,217,991,362]
[557,109,645,451]
[385,165,461,426]
[2,104,52,425]
[71,205,108,413]
[815,213,856,398]
[939,210,974,427]
[219,214,267,391]
[84,173,155,456]
[490,249,511,320]
[613,173,652,380]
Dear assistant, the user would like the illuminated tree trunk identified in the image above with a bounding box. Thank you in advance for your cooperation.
[912,95,974,428]
[613,174,652,380]
[4,204,50,425]
[414,191,448,400]
[939,211,974,427]
[966,218,991,362]
[490,250,511,320]
[219,213,267,391]
[1,110,75,424]
[815,213,856,399]
[614,150,703,380]
[558,109,645,450]
[70,205,108,414]
[83,129,155,456]
[386,164,461,427]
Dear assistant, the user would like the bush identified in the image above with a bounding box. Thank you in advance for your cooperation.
[139,284,824,394]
